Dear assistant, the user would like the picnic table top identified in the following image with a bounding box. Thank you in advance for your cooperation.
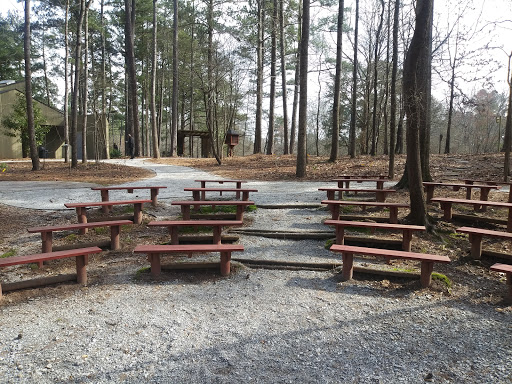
[171,200,255,205]
[148,220,244,227]
[321,200,409,207]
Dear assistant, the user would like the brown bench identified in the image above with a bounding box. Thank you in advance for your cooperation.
[183,187,258,201]
[318,188,396,202]
[430,197,512,232]
[133,244,244,277]
[329,244,451,287]
[456,226,512,259]
[91,186,166,211]
[147,220,243,244]
[490,263,512,302]
[423,182,500,203]
[28,220,133,255]
[0,246,102,298]
[331,178,388,190]
[324,220,425,251]
[464,179,512,203]
[195,179,247,199]
[171,200,255,221]
[65,199,152,225]
[321,200,409,223]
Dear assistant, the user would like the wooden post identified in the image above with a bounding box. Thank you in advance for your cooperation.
[220,251,231,276]
[420,261,434,287]
[331,204,340,220]
[150,188,159,207]
[236,205,245,221]
[441,202,453,220]
[41,232,53,253]
[76,255,88,285]
[149,253,161,277]
[133,203,143,224]
[402,230,413,252]
[181,205,191,220]
[425,185,434,202]
[170,227,179,244]
[110,225,120,250]
[335,225,345,245]
[341,252,354,281]
[76,207,88,234]
[212,227,222,244]
[507,207,512,232]
[468,233,483,259]
[100,190,110,213]
[389,207,399,224]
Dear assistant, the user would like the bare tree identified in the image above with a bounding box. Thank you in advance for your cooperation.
[296,0,309,177]
[254,0,264,154]
[267,0,277,155]
[504,51,512,180]
[348,0,359,158]
[370,0,385,156]
[151,0,161,158]
[125,0,140,157]
[279,0,289,154]
[388,0,399,177]
[170,0,178,157]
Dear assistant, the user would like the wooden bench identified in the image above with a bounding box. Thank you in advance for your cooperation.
[423,182,500,203]
[147,220,243,244]
[324,220,425,251]
[321,200,409,223]
[133,244,244,277]
[171,200,255,221]
[337,175,388,179]
[27,220,133,255]
[329,244,451,287]
[318,188,396,202]
[65,199,152,225]
[332,178,387,190]
[456,226,512,259]
[430,197,512,232]
[195,179,247,199]
[91,186,166,211]
[0,246,102,298]
[490,263,512,302]
[464,179,512,203]
[183,187,258,201]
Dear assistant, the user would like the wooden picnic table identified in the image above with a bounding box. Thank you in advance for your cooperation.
[423,181,500,204]
[321,200,409,223]
[91,186,166,212]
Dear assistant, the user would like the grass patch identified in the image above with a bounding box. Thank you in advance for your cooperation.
[392,267,416,273]
[65,234,78,242]
[134,266,151,280]
[432,272,452,288]
[94,227,108,235]
[1,249,16,258]
[324,238,335,249]
[122,206,135,214]
[179,226,210,234]
[0,163,8,173]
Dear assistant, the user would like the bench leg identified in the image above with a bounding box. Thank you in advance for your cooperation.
[100,190,110,213]
[133,203,143,224]
[220,251,231,276]
[402,230,413,252]
[170,227,179,244]
[506,274,512,304]
[150,189,159,207]
[41,232,53,253]
[331,205,340,220]
[376,191,385,202]
[326,190,335,200]
[508,208,512,232]
[110,225,121,250]
[76,255,88,285]
[341,252,354,281]
[148,253,161,277]
[192,191,200,201]
[465,187,472,200]
[389,208,398,224]
[420,261,434,287]
[242,191,249,201]
[213,227,222,244]
[468,234,483,259]
[236,205,245,221]
[425,186,434,203]
[76,208,88,234]
[335,226,345,245]
[440,202,453,220]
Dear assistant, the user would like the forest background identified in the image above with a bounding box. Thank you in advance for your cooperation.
[0,0,511,168]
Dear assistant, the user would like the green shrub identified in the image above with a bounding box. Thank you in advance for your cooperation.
[0,163,7,173]
[110,147,122,159]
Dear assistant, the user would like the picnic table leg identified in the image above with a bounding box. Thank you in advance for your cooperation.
[341,252,354,281]
[468,233,483,259]
[148,253,161,277]
[150,188,159,207]
[420,261,434,287]
[425,185,434,203]
[133,203,143,224]
[170,227,179,244]
[509,188,512,203]
[181,205,191,220]
[41,232,53,253]
[76,255,88,285]
[236,205,245,221]
[76,208,88,234]
[331,204,340,220]
[326,190,335,200]
[478,188,491,212]
[213,227,222,244]
[220,251,231,276]
[440,202,453,220]
[506,274,512,303]
[110,225,121,250]
[402,230,413,252]
[335,226,345,245]
[100,190,110,213]
[376,180,384,190]
[389,207,399,224]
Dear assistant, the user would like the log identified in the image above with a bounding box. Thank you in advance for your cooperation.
[2,274,77,292]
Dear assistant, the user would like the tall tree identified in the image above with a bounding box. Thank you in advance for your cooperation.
[82,0,92,164]
[279,0,289,155]
[400,0,434,226]
[125,0,140,157]
[170,0,178,157]
[254,0,265,154]
[370,0,385,156]
[296,0,309,177]
[63,0,70,162]
[348,0,359,158]
[504,51,512,181]
[329,0,344,162]
[266,0,277,155]
[388,0,399,177]
[151,0,160,158]
[24,0,39,170]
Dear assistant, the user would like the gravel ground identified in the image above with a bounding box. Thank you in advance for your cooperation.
[1,160,511,383]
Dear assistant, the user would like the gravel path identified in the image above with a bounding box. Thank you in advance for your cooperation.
[1,160,511,383]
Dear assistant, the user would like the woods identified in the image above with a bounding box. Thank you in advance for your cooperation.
[0,0,510,174]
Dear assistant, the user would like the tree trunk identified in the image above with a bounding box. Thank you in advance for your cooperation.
[63,0,70,163]
[400,0,433,226]
[444,63,456,154]
[24,0,39,171]
[100,0,109,159]
[125,0,140,157]
[151,0,161,158]
[371,0,385,156]
[82,1,91,164]
[71,0,85,167]
[349,0,359,158]
[504,52,512,181]
[329,0,344,162]
[290,2,302,155]
[279,0,289,155]
[296,0,309,178]
[171,0,179,157]
[388,0,399,177]
[254,0,265,154]
[267,0,277,155]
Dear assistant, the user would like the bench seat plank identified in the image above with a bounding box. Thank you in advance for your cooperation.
[490,263,512,302]
[319,188,396,202]
[184,187,258,201]
[134,244,244,277]
[65,199,152,225]
[324,220,425,251]
[28,220,133,253]
[321,200,409,223]
[148,220,243,244]
[0,246,102,298]
[330,244,450,288]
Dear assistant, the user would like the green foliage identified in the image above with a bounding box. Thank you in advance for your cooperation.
[65,234,78,242]
[0,13,24,80]
[2,94,49,157]
[110,147,122,159]
[1,249,16,258]
[431,272,452,288]
[0,163,7,173]
[324,238,335,249]
[94,227,108,235]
